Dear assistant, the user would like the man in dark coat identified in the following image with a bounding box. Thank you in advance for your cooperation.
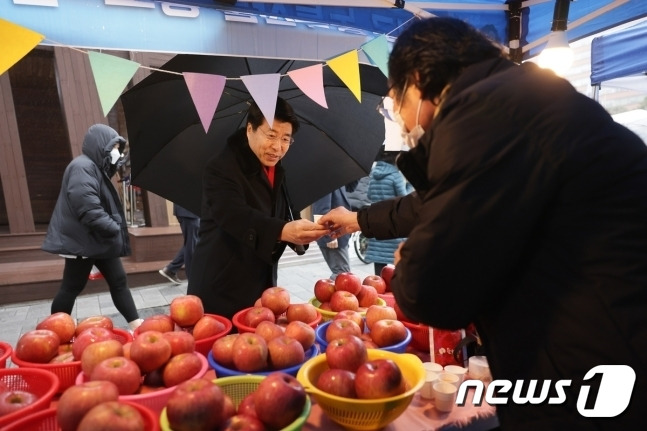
[320,17,647,430]
[187,98,328,319]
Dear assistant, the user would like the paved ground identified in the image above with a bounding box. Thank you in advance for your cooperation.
[0,247,374,354]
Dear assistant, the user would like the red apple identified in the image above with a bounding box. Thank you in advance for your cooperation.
[313,278,336,303]
[260,287,291,316]
[357,284,379,308]
[329,290,359,312]
[81,338,124,376]
[163,352,203,387]
[211,334,238,368]
[254,372,306,430]
[254,298,263,307]
[138,314,175,334]
[77,401,145,431]
[364,304,397,331]
[50,351,75,363]
[232,332,268,372]
[57,380,120,431]
[369,319,408,347]
[325,335,368,372]
[222,414,266,431]
[170,294,204,327]
[15,329,60,363]
[380,265,395,292]
[285,303,318,324]
[90,356,142,395]
[163,330,196,356]
[222,394,236,422]
[58,342,73,354]
[267,335,305,369]
[283,321,315,351]
[244,306,276,328]
[192,315,226,340]
[254,321,284,343]
[166,378,225,431]
[355,358,406,399]
[316,368,357,398]
[129,330,172,373]
[334,272,362,295]
[325,318,362,343]
[75,315,114,337]
[319,301,332,311]
[0,390,38,416]
[36,312,76,344]
[333,310,365,332]
[122,342,132,360]
[72,327,116,361]
[237,392,258,418]
[362,275,387,295]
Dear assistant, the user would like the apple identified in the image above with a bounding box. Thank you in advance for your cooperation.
[0,390,38,416]
[325,318,362,343]
[90,356,142,395]
[319,301,332,311]
[325,335,368,372]
[380,265,395,292]
[222,414,266,431]
[364,304,397,331]
[254,321,284,343]
[285,303,318,324]
[370,319,408,347]
[56,380,120,431]
[275,315,289,327]
[254,372,306,430]
[138,314,175,334]
[254,298,263,307]
[211,334,238,368]
[143,368,165,388]
[222,394,236,422]
[316,368,357,398]
[192,315,226,340]
[170,294,204,327]
[244,306,276,328]
[267,335,305,369]
[36,312,76,343]
[334,272,362,295]
[129,330,172,373]
[122,342,132,359]
[232,333,268,372]
[166,378,225,431]
[58,343,73,354]
[15,329,60,363]
[329,290,359,312]
[355,358,406,399]
[357,284,379,308]
[77,401,145,431]
[333,310,365,332]
[313,278,336,303]
[163,330,195,356]
[75,315,114,336]
[72,327,116,360]
[362,338,379,349]
[260,287,291,316]
[50,351,75,363]
[362,275,387,294]
[81,338,124,376]
[237,392,258,418]
[283,321,315,350]
[162,352,203,387]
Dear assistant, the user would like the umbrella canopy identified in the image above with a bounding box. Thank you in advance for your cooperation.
[121,55,388,215]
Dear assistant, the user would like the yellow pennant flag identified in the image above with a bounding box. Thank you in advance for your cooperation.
[327,50,362,103]
[0,19,44,76]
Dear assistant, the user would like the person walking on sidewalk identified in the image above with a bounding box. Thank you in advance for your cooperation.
[159,203,200,284]
[42,124,143,331]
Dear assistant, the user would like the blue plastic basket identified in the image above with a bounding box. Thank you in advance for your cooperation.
[208,343,319,377]
[315,319,411,353]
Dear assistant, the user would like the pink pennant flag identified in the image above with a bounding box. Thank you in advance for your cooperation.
[183,72,226,133]
[240,73,280,128]
[287,64,327,108]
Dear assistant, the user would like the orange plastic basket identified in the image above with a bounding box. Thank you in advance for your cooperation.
[0,341,12,368]
[3,401,160,431]
[401,321,430,351]
[0,367,60,428]
[232,306,322,333]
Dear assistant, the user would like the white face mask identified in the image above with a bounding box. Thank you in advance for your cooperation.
[110,148,121,164]
[394,99,425,149]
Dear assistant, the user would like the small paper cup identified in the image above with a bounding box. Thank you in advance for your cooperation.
[468,355,492,382]
[423,362,444,374]
[433,381,458,412]
[443,364,468,384]
[437,371,460,389]
[420,371,439,399]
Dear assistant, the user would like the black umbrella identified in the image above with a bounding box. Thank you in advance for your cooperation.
[120,54,388,216]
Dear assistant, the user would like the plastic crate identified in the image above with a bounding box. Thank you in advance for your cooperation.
[0,367,60,428]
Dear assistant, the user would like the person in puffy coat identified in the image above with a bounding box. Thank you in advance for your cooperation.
[42,124,142,330]
[365,149,412,275]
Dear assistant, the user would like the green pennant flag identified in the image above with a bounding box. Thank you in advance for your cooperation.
[362,35,390,78]
[88,51,140,116]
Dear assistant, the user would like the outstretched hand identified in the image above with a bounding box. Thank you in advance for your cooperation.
[280,219,329,245]
[317,207,360,239]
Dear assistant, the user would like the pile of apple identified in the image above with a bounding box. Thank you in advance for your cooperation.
[325,304,408,349]
[313,271,390,312]
[246,286,320,327]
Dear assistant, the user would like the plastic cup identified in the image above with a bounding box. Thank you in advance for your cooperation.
[433,381,458,412]
[444,364,468,384]
[420,371,439,399]
[437,371,460,389]
[468,355,492,382]
[423,362,444,374]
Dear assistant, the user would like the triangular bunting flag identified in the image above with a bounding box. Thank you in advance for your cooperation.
[327,50,362,103]
[88,51,140,116]
[183,72,226,133]
[240,73,280,128]
[362,35,390,78]
[287,64,327,108]
[0,18,44,76]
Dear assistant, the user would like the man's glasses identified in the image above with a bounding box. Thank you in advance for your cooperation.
[258,127,294,147]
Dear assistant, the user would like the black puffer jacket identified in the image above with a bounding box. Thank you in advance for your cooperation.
[42,124,131,259]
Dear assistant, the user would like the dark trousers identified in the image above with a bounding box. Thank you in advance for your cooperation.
[51,256,139,322]
[374,262,387,276]
[166,216,200,278]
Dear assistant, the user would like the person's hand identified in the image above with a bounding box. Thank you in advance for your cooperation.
[280,219,329,245]
[326,239,338,249]
[394,241,406,265]
[318,207,360,239]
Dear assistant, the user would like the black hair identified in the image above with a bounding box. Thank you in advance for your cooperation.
[247,97,300,133]
[388,17,505,103]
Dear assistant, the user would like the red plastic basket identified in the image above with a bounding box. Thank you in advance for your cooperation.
[2,401,160,431]
[0,341,12,368]
[402,321,430,352]
[75,351,209,415]
[232,306,322,333]
[11,328,133,393]
[0,367,60,428]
